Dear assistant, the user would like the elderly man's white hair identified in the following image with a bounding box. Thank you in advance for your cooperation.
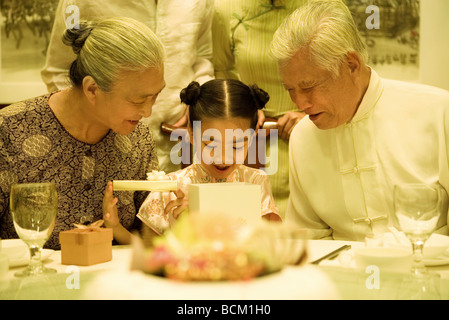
[270,0,368,78]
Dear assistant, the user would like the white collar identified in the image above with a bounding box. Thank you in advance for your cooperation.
[350,67,384,123]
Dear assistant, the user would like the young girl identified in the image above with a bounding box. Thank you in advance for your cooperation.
[136,79,281,235]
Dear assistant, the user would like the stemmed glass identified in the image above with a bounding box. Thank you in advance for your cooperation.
[10,182,58,277]
[393,183,443,299]
[394,183,442,275]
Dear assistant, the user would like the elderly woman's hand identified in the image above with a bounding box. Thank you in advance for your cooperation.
[102,181,134,244]
[103,181,120,228]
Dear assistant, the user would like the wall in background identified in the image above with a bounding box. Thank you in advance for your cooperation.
[420,0,449,91]
[0,0,448,105]
[348,0,420,83]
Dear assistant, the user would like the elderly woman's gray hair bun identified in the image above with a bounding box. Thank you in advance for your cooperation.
[60,17,165,91]
[62,21,95,55]
[180,81,201,106]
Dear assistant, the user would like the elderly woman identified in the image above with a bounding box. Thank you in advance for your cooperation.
[270,1,449,240]
[0,17,166,249]
[42,0,214,174]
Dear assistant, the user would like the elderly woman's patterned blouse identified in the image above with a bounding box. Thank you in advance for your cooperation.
[0,93,158,249]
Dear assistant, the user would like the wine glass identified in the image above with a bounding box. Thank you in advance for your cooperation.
[394,183,442,275]
[10,182,58,277]
[393,183,443,299]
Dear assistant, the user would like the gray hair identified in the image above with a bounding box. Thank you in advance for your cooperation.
[63,17,166,91]
[270,0,368,77]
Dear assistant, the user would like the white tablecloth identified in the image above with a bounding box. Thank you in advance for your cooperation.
[1,240,448,300]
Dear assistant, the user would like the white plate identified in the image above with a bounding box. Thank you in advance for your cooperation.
[424,255,449,266]
[384,233,449,266]
[8,249,54,268]
[1,239,54,268]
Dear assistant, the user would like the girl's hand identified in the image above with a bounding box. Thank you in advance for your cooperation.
[102,181,120,228]
[276,111,305,140]
[165,189,188,219]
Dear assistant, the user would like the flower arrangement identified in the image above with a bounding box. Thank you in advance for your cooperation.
[139,212,307,281]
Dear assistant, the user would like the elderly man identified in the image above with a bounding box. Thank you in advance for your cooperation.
[270,0,449,240]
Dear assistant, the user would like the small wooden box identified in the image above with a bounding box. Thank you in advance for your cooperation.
[59,228,113,266]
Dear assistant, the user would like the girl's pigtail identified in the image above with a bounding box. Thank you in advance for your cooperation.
[249,84,269,110]
[180,81,201,106]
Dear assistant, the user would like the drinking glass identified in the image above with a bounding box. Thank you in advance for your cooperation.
[393,183,444,299]
[393,183,442,276]
[10,182,58,277]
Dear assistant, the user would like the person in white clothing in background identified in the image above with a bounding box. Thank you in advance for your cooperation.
[270,0,449,240]
[41,0,215,173]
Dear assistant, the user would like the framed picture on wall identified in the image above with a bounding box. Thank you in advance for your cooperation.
[0,0,59,105]
[0,0,422,106]
[348,0,420,82]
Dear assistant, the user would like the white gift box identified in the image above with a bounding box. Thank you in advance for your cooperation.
[188,182,261,226]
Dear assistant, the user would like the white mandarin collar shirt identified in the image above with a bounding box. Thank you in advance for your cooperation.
[287,69,449,240]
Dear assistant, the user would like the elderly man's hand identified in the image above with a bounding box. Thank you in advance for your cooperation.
[172,105,189,128]
[256,109,266,131]
[276,111,306,140]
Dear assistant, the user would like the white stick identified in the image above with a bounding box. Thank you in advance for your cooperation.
[113,180,177,192]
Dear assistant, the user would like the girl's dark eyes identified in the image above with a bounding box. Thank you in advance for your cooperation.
[204,144,244,150]
[203,141,218,149]
[233,142,245,150]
